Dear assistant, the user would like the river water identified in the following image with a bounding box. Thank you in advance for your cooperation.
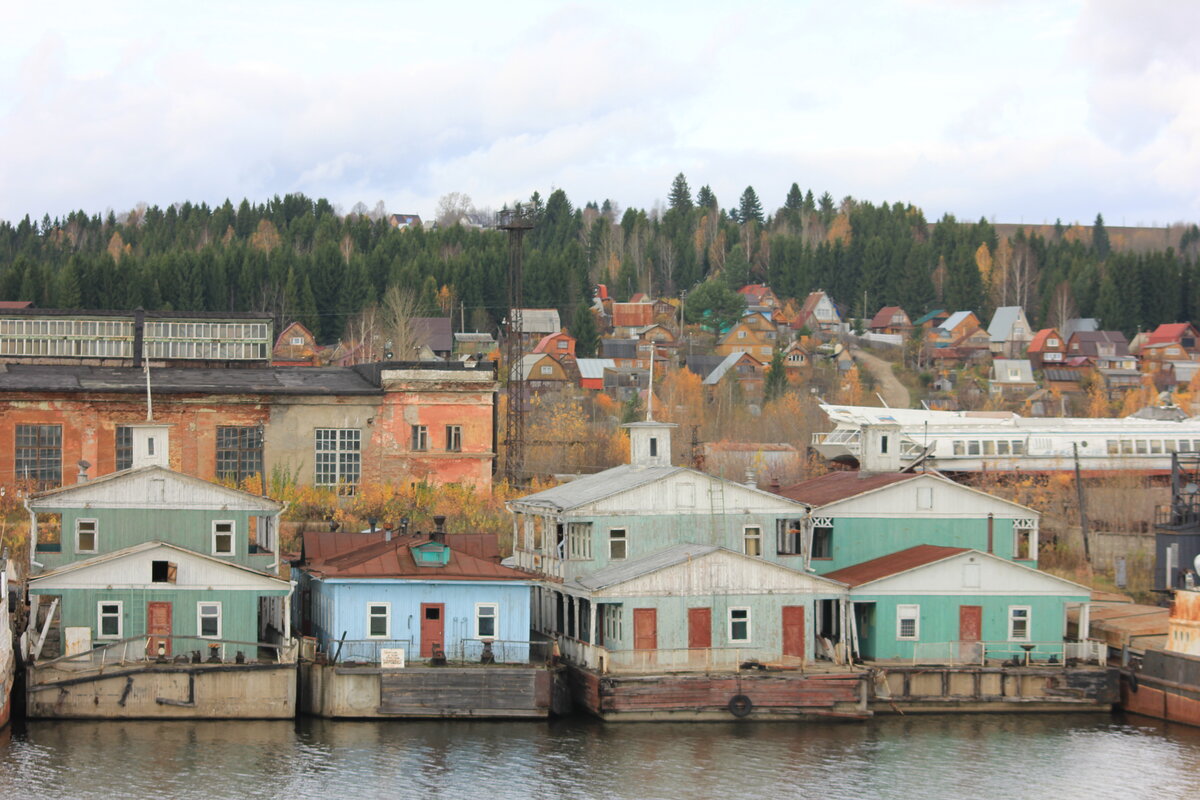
[2,713,1198,800]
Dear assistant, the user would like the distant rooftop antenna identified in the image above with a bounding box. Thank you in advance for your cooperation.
[646,348,655,421]
[144,360,153,421]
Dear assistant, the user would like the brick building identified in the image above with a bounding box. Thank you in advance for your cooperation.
[0,361,497,493]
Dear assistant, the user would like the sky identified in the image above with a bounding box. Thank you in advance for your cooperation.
[1,0,1198,228]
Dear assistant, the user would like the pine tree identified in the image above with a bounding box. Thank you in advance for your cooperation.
[668,173,693,213]
[695,185,717,210]
[571,299,600,357]
[1092,213,1111,259]
[784,183,803,210]
[764,348,788,402]
[738,186,763,224]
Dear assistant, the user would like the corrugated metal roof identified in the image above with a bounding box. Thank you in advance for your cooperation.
[0,364,382,395]
[822,545,969,586]
[777,471,919,506]
[565,544,719,591]
[939,311,975,333]
[515,309,561,334]
[510,464,685,511]
[301,531,526,581]
[987,306,1025,342]
[577,358,615,379]
[992,359,1035,384]
[703,352,744,385]
[601,338,638,359]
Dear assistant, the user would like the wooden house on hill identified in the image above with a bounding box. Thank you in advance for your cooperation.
[1027,328,1066,369]
[987,306,1033,358]
[794,291,842,334]
[273,322,321,365]
[869,306,912,336]
[737,284,781,310]
[714,312,778,362]
[532,330,577,362]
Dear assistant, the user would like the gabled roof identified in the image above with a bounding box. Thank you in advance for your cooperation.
[27,464,284,511]
[703,352,749,385]
[912,309,947,326]
[1069,330,1129,357]
[274,321,316,350]
[737,284,774,301]
[611,303,654,328]
[992,359,1035,384]
[29,540,290,587]
[455,332,495,343]
[869,306,907,329]
[938,311,977,333]
[1148,322,1200,345]
[515,309,561,334]
[1062,318,1098,340]
[1027,328,1062,353]
[683,355,728,381]
[412,317,453,352]
[987,306,1027,342]
[777,471,919,506]
[823,545,969,586]
[532,331,574,353]
[576,358,616,380]
[300,531,527,581]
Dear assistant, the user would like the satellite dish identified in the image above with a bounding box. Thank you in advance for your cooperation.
[1194,553,1200,575]
[1186,483,1200,495]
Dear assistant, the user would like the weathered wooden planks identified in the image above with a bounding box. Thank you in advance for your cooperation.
[377,667,550,717]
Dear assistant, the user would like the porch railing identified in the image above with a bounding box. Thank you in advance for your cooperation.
[598,645,811,674]
[907,639,1106,667]
[31,634,293,670]
[329,638,551,666]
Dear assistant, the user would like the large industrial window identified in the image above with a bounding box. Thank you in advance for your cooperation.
[15,424,62,487]
[728,608,751,643]
[197,602,222,639]
[315,429,361,492]
[608,529,628,560]
[216,426,263,483]
[116,425,133,471]
[76,518,98,554]
[445,425,462,452]
[1008,606,1031,641]
[98,601,123,639]
[367,603,391,638]
[475,603,497,639]
[897,604,920,640]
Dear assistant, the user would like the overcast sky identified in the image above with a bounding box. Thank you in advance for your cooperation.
[1,1,1197,228]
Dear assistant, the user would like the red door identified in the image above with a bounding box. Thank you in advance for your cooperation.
[959,605,983,662]
[782,606,806,661]
[420,603,445,658]
[147,601,172,657]
[687,607,712,649]
[633,608,657,651]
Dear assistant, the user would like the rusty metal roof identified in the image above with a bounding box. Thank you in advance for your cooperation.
[776,470,919,506]
[822,545,968,587]
[300,530,529,581]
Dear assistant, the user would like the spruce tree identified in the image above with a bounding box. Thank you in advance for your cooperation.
[738,186,764,224]
[764,348,788,402]
[695,185,717,210]
[571,299,600,357]
[668,173,693,213]
[1092,213,1111,259]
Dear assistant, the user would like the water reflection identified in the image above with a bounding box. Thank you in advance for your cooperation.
[2,714,1199,800]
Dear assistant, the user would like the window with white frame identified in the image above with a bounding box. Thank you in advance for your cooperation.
[608,528,627,560]
[367,603,391,638]
[291,336,304,346]
[98,601,122,639]
[567,522,593,559]
[603,604,623,643]
[540,365,554,375]
[411,425,428,451]
[212,520,235,555]
[475,603,498,638]
[197,601,222,639]
[728,607,751,643]
[743,526,763,557]
[896,604,920,640]
[1008,606,1031,641]
[445,424,462,452]
[315,428,361,491]
[76,518,98,554]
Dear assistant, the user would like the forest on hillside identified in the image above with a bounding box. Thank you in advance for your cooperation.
[2,177,1200,347]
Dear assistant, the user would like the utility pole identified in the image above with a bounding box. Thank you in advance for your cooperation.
[1074,443,1091,565]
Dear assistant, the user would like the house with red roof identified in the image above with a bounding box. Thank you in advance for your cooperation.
[1147,322,1200,357]
[868,306,912,336]
[611,301,654,334]
[793,291,842,334]
[1026,328,1066,369]
[737,284,781,310]
[532,330,577,361]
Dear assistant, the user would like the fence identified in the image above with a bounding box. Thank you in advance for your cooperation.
[601,646,810,674]
[909,639,1106,666]
[330,637,551,666]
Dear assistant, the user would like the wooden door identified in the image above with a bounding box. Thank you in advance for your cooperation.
[420,603,445,658]
[633,608,657,651]
[959,605,982,662]
[147,601,172,657]
[687,607,712,649]
[782,605,806,661]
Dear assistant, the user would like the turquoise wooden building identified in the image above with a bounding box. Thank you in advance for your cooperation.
[777,471,1041,573]
[295,529,535,664]
[25,463,291,659]
[824,545,1091,662]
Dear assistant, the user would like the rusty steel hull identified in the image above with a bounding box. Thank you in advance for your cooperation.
[1122,648,1200,727]
[568,667,871,722]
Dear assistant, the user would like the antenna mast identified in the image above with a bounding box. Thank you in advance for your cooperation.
[499,207,534,485]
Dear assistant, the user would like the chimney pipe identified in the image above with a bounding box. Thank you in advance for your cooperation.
[76,459,91,484]
[987,513,994,554]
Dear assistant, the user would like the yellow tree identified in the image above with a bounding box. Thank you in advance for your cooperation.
[250,219,282,253]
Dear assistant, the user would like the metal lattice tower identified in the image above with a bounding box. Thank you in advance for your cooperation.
[499,208,534,485]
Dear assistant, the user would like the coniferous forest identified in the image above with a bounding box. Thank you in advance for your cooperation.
[2,177,1200,349]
